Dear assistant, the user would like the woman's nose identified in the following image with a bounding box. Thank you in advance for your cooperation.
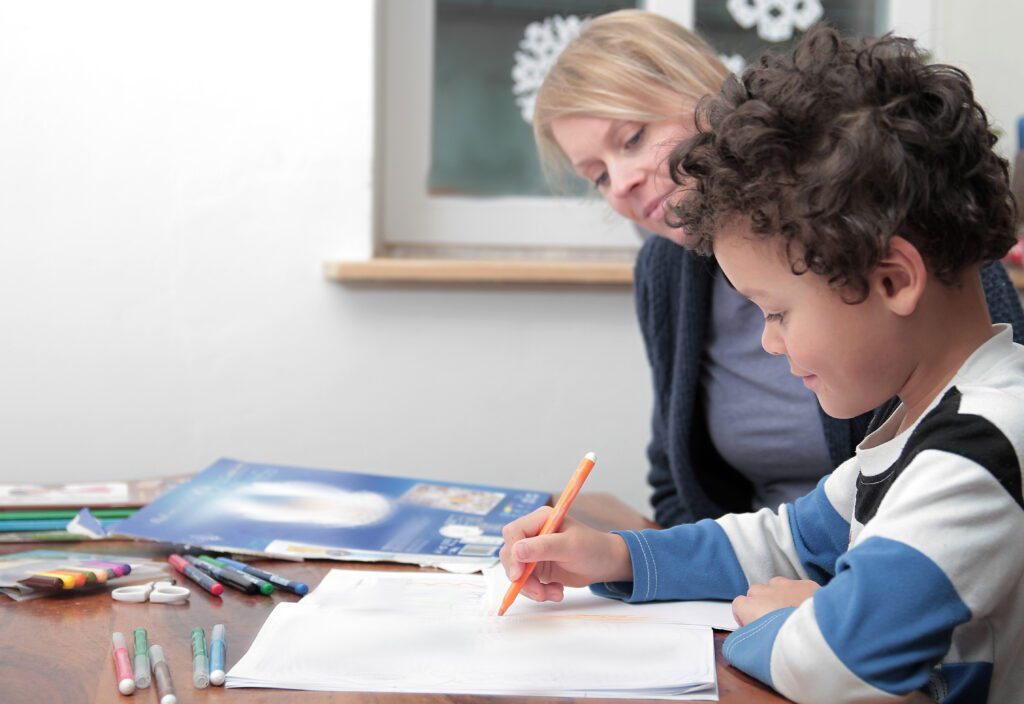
[608,159,645,200]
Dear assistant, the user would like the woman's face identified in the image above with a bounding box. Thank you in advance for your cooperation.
[551,115,693,243]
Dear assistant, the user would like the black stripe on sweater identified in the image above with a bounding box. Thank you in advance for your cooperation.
[856,387,1023,524]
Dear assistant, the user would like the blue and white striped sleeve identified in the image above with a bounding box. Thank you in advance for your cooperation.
[591,459,858,603]
[722,447,1024,703]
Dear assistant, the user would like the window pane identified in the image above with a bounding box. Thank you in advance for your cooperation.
[696,0,890,74]
[429,0,636,198]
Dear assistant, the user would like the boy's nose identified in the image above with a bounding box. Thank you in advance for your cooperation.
[761,325,786,356]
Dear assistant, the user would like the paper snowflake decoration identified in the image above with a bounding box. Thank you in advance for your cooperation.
[511,14,582,124]
[726,0,823,42]
[719,53,747,76]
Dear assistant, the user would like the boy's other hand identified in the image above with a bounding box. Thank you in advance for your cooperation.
[732,577,820,627]
[498,506,633,603]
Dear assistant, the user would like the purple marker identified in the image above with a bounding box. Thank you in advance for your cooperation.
[86,560,132,578]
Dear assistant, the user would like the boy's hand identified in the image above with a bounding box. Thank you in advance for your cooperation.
[498,506,633,603]
[732,577,820,626]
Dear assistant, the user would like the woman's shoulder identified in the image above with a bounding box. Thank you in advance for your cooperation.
[634,235,686,290]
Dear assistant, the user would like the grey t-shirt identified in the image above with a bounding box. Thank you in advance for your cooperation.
[700,268,833,510]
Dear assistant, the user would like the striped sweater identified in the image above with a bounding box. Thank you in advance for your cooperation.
[594,325,1024,703]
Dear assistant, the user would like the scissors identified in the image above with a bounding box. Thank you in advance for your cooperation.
[111,580,190,604]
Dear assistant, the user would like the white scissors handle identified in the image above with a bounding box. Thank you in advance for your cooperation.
[112,581,190,604]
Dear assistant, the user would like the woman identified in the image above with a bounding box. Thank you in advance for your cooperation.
[533,9,1024,526]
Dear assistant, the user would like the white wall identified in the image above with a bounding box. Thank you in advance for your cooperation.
[933,0,1024,164]
[0,2,654,512]
[2,1,1019,519]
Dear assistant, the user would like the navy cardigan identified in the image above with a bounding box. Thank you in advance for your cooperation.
[635,236,1024,527]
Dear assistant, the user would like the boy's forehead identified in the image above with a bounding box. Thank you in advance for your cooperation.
[713,226,795,289]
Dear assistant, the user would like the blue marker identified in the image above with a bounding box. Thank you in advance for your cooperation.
[209,624,226,686]
[216,557,309,596]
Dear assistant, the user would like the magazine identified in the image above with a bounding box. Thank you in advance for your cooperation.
[113,458,550,570]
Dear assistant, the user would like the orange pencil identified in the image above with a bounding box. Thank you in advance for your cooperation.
[497,451,596,616]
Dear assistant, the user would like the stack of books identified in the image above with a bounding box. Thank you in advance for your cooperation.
[0,477,185,543]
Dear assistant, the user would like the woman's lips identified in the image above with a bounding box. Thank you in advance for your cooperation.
[643,194,669,220]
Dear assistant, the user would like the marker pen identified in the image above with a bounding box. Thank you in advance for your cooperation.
[184,555,257,595]
[149,644,177,704]
[199,556,273,595]
[191,627,210,688]
[209,624,227,686]
[111,632,135,695]
[217,557,309,596]
[133,628,151,689]
[167,554,223,596]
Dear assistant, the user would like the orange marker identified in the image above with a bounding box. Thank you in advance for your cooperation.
[39,570,85,588]
[497,451,596,616]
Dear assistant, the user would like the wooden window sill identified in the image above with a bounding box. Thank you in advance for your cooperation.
[324,258,634,286]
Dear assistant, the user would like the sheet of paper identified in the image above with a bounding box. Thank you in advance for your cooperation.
[483,567,740,630]
[301,568,738,630]
[227,602,718,699]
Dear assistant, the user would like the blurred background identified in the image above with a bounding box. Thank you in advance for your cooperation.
[1,0,1022,515]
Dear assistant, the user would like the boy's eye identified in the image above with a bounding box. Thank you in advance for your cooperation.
[593,171,609,188]
[764,312,785,323]
[625,126,645,148]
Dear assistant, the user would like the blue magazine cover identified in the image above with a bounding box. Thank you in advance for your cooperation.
[113,458,549,569]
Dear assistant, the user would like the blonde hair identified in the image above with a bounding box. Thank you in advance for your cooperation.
[534,9,728,183]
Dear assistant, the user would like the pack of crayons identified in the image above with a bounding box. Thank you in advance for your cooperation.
[0,549,166,601]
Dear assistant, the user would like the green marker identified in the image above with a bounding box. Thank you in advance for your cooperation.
[191,627,210,688]
[133,628,151,689]
[198,555,273,595]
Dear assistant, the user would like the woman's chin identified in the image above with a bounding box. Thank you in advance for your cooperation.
[646,226,687,246]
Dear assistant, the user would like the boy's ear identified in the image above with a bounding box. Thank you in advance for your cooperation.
[871,235,926,316]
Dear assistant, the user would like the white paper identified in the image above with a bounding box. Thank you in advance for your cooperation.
[228,568,724,700]
[483,567,740,630]
[300,568,739,630]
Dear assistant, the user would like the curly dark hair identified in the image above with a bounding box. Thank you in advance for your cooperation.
[669,24,1017,301]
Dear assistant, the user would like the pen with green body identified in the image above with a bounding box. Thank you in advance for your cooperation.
[199,555,274,595]
[191,627,210,689]
[133,628,151,689]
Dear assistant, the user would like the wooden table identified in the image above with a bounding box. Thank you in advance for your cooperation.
[0,495,787,704]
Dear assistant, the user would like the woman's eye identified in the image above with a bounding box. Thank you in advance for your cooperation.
[625,126,645,148]
[764,312,785,323]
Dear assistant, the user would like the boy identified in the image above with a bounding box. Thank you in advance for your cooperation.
[499,26,1024,704]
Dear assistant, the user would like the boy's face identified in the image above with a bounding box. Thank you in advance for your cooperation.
[713,221,906,419]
